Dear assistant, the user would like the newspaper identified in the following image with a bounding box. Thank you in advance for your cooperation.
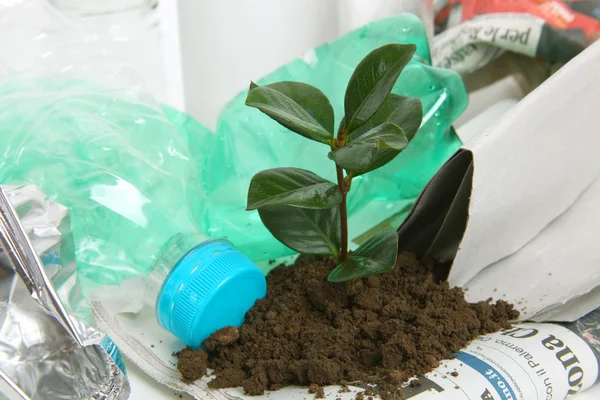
[432,12,586,74]
[401,317,599,399]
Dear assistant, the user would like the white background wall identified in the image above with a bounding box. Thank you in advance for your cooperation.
[163,0,433,129]
[176,0,339,130]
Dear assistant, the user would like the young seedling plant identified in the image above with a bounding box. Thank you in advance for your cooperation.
[245,44,423,282]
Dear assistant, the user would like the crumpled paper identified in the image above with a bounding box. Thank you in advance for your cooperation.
[397,40,600,323]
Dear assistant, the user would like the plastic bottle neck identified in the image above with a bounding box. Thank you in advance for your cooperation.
[152,233,209,281]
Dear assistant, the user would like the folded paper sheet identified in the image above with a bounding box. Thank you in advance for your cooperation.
[398,40,600,322]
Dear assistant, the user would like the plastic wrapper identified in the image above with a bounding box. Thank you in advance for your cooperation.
[0,185,129,400]
[436,0,600,35]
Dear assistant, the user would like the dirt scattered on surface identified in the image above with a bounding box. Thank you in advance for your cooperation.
[177,253,518,399]
[176,347,208,383]
[338,385,351,393]
[356,387,376,400]
[408,378,421,388]
[450,371,459,377]
[308,383,325,398]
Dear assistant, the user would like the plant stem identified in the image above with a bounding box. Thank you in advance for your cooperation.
[336,164,348,261]
[336,126,349,261]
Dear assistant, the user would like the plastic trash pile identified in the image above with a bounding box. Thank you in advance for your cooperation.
[1,0,600,399]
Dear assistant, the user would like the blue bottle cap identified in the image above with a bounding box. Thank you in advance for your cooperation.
[156,239,266,349]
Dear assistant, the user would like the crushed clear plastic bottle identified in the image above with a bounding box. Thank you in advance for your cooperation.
[0,10,468,320]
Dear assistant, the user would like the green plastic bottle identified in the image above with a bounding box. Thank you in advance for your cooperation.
[0,14,467,315]
[0,77,211,289]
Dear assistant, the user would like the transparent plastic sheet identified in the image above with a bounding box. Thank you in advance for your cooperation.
[0,185,129,400]
[0,0,212,315]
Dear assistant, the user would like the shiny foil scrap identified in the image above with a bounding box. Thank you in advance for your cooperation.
[0,185,130,400]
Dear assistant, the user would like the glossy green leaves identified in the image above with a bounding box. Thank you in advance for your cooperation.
[247,168,342,257]
[258,205,340,257]
[349,94,423,141]
[247,168,342,210]
[246,81,334,144]
[328,229,399,282]
[329,123,408,176]
[245,43,421,281]
[343,44,416,133]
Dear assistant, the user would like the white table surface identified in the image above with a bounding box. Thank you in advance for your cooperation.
[125,359,600,400]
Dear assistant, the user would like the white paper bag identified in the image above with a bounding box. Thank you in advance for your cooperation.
[398,40,600,322]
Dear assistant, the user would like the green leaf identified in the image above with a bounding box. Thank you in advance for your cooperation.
[344,44,416,133]
[249,81,259,91]
[328,122,408,175]
[247,168,342,210]
[265,81,335,134]
[259,205,340,257]
[246,81,334,143]
[328,229,398,282]
[349,94,423,142]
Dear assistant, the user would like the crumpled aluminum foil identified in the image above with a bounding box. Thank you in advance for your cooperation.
[0,185,130,400]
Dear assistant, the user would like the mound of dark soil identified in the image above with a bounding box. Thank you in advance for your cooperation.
[177,253,518,399]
